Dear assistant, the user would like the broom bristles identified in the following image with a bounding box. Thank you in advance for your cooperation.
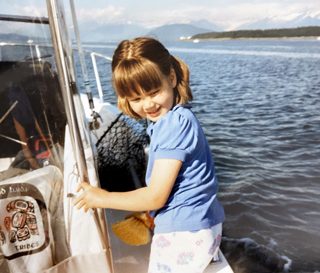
[111,213,150,246]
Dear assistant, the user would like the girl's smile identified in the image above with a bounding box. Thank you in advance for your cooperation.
[147,107,161,117]
[128,70,177,122]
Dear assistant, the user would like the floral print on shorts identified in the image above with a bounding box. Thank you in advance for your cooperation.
[157,263,171,272]
[148,223,222,273]
[177,252,194,265]
[156,235,171,248]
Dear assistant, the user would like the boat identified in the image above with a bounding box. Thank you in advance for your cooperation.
[0,1,233,272]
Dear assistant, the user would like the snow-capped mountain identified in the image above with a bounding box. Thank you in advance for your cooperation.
[279,13,320,28]
[69,14,320,42]
[236,13,320,30]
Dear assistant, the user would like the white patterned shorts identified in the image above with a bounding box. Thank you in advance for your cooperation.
[148,223,222,273]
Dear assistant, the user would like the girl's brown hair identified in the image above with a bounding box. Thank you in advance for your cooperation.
[111,37,193,120]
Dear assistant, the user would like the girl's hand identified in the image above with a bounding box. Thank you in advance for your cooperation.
[72,159,182,212]
[73,181,108,212]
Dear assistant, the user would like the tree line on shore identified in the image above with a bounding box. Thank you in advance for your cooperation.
[192,26,320,40]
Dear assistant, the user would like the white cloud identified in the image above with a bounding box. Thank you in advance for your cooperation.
[15,5,47,17]
[10,1,315,30]
[71,1,320,30]
[74,6,126,25]
[165,2,320,30]
[95,1,320,30]
[4,1,320,31]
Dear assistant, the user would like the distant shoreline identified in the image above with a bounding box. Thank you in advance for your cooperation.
[179,36,320,42]
[187,26,320,41]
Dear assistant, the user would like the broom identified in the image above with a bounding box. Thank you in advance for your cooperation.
[111,212,154,246]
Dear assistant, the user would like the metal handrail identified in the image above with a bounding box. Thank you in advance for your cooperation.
[0,42,53,47]
[0,14,49,24]
[47,0,90,183]
[90,52,112,103]
[73,48,112,103]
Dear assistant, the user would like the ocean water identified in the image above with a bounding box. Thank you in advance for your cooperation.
[81,39,320,273]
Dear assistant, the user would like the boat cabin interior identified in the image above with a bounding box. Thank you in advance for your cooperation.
[0,59,66,180]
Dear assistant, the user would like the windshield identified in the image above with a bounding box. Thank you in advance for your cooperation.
[0,18,66,180]
[0,5,69,272]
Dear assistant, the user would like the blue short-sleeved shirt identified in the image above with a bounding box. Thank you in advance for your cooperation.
[146,103,225,233]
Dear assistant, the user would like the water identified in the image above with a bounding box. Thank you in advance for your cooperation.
[81,39,320,273]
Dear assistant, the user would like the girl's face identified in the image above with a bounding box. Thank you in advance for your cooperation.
[128,70,177,122]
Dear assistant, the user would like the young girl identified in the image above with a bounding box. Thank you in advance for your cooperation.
[74,37,225,273]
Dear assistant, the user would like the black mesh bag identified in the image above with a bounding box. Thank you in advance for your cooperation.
[96,113,149,192]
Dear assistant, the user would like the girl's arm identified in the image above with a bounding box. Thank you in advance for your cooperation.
[73,159,182,212]
[13,118,40,169]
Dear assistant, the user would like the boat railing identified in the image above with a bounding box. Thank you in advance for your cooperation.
[74,48,112,104]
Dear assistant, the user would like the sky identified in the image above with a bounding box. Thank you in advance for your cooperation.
[72,0,320,29]
[2,0,320,30]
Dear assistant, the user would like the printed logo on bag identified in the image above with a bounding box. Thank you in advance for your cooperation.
[0,183,49,259]
[9,186,28,193]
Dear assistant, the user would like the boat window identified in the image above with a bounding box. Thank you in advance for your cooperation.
[0,16,67,181]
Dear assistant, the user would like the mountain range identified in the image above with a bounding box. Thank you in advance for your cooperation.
[1,12,319,43]
[236,13,320,30]
[76,19,223,42]
[76,13,320,42]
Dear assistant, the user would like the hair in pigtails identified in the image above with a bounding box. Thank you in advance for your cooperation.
[170,55,193,105]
